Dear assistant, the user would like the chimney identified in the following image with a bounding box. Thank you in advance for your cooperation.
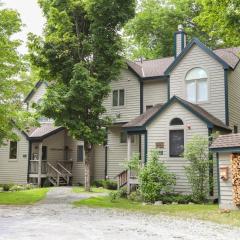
[174,24,187,58]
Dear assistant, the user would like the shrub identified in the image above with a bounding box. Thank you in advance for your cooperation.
[2,184,12,192]
[128,191,142,202]
[139,150,176,203]
[103,180,117,190]
[158,193,194,204]
[10,185,25,192]
[184,135,210,203]
[92,180,105,188]
[109,191,119,202]
[117,186,127,198]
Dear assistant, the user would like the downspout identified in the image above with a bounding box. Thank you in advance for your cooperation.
[144,131,148,164]
[104,127,108,179]
[208,128,214,196]
[27,140,32,183]
[216,152,221,204]
[139,80,144,160]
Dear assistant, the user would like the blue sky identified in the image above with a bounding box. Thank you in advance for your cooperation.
[2,0,45,54]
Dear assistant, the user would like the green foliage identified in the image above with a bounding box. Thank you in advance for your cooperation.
[0,7,36,145]
[139,150,176,203]
[28,0,136,190]
[158,193,195,204]
[92,180,105,188]
[2,184,13,192]
[128,190,142,202]
[103,180,118,190]
[195,0,240,47]
[124,0,219,59]
[109,191,120,202]
[184,135,210,203]
[117,186,128,198]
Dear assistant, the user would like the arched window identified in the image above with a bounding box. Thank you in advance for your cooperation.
[186,67,208,103]
[170,118,184,126]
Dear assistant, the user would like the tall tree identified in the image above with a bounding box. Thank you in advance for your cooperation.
[28,0,135,190]
[194,0,240,47]
[0,5,34,145]
[124,0,220,60]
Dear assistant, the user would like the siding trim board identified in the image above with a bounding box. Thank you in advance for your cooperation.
[165,38,231,75]
[224,69,229,125]
[216,152,221,203]
[140,81,143,114]
[24,81,48,103]
[211,147,240,153]
[144,131,148,164]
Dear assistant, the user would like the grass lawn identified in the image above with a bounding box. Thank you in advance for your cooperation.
[0,188,49,205]
[72,186,114,194]
[74,195,240,227]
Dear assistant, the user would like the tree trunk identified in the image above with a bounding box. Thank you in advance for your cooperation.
[84,144,92,192]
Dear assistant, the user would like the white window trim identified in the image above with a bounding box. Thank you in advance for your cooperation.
[167,118,186,159]
[185,68,209,104]
[8,141,19,162]
[111,88,126,108]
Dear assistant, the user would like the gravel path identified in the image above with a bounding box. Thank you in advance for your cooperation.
[0,187,240,240]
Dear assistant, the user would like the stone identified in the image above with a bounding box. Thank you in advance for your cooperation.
[172,202,178,205]
[188,202,194,205]
[154,201,163,206]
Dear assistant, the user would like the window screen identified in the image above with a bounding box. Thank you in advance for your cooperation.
[169,130,184,157]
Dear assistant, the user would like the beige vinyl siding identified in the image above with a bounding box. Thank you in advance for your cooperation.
[147,102,209,194]
[103,69,140,123]
[107,127,139,179]
[170,44,226,123]
[228,62,240,130]
[0,131,29,184]
[143,80,168,111]
[28,83,47,111]
[218,152,239,209]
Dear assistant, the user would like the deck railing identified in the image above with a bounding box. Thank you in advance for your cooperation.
[29,160,47,174]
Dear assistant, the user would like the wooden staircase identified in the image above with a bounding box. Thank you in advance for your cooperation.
[117,169,139,192]
[47,162,72,186]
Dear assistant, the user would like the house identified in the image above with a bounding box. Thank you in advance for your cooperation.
[0,25,239,198]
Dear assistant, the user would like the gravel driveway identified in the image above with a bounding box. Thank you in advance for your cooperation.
[0,187,240,240]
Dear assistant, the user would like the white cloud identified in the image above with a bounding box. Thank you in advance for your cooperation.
[1,0,45,54]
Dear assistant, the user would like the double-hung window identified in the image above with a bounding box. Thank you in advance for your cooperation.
[112,89,125,107]
[186,68,208,103]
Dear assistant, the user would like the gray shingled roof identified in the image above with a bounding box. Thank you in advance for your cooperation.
[123,96,231,131]
[127,47,240,78]
[210,133,240,149]
[123,104,163,128]
[27,123,64,139]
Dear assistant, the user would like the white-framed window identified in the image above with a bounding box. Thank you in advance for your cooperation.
[186,68,208,103]
[9,141,18,160]
[112,89,125,107]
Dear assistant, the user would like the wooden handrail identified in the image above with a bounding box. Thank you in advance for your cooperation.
[47,162,62,175]
[57,163,72,176]
[117,169,128,189]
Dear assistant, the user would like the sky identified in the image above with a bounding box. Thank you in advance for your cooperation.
[2,0,45,54]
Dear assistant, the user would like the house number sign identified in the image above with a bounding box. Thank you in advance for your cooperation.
[156,142,164,149]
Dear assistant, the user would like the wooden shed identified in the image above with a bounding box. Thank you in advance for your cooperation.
[210,134,240,210]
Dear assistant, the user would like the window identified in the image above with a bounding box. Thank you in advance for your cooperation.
[120,132,134,143]
[169,130,184,157]
[186,68,208,103]
[42,146,47,161]
[234,125,238,134]
[146,105,153,111]
[77,145,84,162]
[112,89,125,107]
[9,141,18,159]
[170,118,184,126]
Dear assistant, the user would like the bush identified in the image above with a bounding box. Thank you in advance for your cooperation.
[158,193,194,204]
[92,180,105,188]
[2,184,12,192]
[10,185,25,192]
[117,186,128,198]
[139,150,176,203]
[109,191,119,202]
[128,191,142,202]
[103,180,117,190]
[184,135,210,203]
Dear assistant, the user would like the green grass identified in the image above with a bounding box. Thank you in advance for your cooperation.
[0,188,49,205]
[74,196,240,227]
[72,186,114,194]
